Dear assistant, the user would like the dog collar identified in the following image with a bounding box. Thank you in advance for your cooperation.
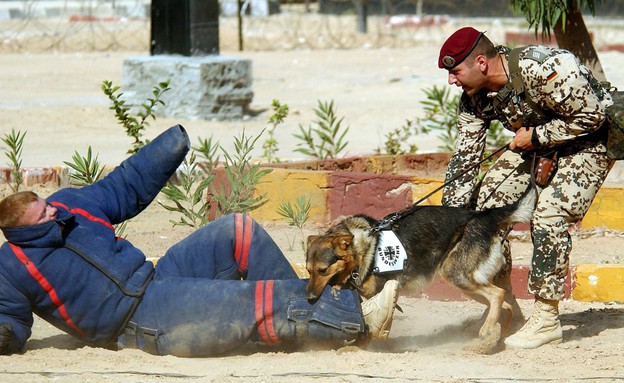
[373,230,408,274]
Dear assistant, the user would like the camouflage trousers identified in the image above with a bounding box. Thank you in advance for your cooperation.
[475,149,613,300]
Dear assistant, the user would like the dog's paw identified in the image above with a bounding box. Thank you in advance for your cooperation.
[467,323,503,355]
[478,320,502,339]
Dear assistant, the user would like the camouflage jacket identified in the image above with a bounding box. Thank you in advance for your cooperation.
[442,45,611,207]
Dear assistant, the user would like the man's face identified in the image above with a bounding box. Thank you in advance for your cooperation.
[19,198,57,226]
[446,57,485,96]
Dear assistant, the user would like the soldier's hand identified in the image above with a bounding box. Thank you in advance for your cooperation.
[510,127,535,152]
[0,323,12,354]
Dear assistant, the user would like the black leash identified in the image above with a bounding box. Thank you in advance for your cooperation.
[369,143,510,235]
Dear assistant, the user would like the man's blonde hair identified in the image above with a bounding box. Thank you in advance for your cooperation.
[0,191,39,228]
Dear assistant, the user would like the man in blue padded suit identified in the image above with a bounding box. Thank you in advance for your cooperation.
[0,125,399,357]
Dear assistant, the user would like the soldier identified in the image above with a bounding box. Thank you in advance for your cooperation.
[437,27,614,348]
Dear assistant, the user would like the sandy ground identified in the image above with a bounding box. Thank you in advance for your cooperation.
[2,18,624,383]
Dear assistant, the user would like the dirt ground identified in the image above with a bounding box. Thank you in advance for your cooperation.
[2,17,624,383]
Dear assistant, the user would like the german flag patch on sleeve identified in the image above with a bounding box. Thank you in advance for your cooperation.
[547,71,559,82]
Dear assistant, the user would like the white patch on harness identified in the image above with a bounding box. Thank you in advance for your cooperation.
[373,230,407,274]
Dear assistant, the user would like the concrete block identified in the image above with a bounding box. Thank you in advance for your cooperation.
[122,55,253,121]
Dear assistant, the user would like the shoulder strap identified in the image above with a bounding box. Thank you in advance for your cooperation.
[495,47,525,106]
[507,47,525,94]
[502,46,548,119]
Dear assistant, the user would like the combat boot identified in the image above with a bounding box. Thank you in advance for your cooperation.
[504,297,562,349]
[360,280,400,340]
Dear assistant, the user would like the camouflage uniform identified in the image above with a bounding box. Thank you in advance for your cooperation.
[442,45,614,300]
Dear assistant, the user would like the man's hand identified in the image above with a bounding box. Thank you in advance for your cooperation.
[509,127,535,152]
[0,323,12,354]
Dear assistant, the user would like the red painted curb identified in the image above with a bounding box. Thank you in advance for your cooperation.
[328,172,414,221]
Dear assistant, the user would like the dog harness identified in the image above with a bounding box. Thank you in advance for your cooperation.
[373,230,408,274]
[349,229,408,290]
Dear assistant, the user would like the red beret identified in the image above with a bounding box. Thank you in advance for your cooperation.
[438,27,484,69]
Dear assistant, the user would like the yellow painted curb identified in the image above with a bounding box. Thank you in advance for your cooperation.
[581,187,624,230]
[572,264,624,302]
[410,177,444,205]
[250,168,330,223]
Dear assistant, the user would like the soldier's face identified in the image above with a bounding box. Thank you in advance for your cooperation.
[446,57,485,96]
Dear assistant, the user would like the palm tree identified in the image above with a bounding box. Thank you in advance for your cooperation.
[510,0,607,82]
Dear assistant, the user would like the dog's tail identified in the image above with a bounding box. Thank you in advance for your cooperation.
[494,184,538,226]
[486,185,537,227]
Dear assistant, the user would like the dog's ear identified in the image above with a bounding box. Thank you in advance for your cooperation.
[332,235,353,252]
[306,235,320,249]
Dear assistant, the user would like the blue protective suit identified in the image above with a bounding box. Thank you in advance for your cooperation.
[0,125,365,356]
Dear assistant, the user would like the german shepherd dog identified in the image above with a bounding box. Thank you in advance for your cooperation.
[305,188,537,346]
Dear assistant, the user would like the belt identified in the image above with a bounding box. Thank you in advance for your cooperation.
[118,321,160,355]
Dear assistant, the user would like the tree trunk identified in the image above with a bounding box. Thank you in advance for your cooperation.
[553,2,606,82]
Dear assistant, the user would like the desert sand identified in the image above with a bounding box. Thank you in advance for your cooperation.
[1,13,624,383]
